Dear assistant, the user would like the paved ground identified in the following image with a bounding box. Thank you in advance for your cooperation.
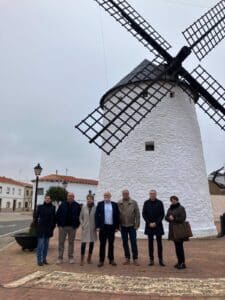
[0,220,31,236]
[0,224,225,299]
[0,213,32,250]
[0,212,32,222]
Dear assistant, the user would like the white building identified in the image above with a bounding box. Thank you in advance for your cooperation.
[96,59,217,238]
[0,177,33,212]
[32,174,98,206]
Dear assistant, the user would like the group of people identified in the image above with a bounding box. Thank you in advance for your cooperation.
[35,189,188,270]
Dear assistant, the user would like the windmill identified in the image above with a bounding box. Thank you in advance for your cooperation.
[75,0,225,237]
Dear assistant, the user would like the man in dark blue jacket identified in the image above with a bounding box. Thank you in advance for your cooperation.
[56,192,81,264]
[142,190,165,267]
[95,191,119,267]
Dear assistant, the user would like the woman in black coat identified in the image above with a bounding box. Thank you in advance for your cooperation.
[35,195,56,266]
[165,195,187,269]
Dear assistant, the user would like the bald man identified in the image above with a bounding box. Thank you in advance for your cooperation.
[56,192,81,264]
[95,192,120,267]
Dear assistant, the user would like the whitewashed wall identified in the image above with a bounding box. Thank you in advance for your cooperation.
[0,182,25,211]
[96,83,217,238]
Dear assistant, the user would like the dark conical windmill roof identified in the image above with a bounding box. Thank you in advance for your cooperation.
[100,59,176,107]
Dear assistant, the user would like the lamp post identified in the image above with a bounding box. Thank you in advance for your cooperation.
[33,163,42,217]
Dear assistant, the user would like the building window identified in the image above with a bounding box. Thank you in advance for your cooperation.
[0,186,2,194]
[26,190,29,196]
[6,201,10,208]
[12,188,15,195]
[6,187,10,194]
[145,141,155,151]
[37,188,44,195]
[18,189,22,195]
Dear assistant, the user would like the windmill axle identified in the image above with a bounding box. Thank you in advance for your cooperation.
[167,46,191,76]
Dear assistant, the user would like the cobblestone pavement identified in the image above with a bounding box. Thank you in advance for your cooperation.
[4,270,225,297]
[0,227,225,299]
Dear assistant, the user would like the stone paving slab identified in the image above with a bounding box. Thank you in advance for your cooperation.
[4,270,225,297]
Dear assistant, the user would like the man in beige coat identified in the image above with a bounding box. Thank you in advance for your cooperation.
[118,190,140,265]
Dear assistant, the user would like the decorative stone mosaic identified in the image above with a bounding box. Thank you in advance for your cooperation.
[4,271,225,297]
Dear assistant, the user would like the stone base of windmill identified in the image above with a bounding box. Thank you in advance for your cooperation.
[115,225,217,239]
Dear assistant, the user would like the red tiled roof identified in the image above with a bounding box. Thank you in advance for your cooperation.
[0,176,32,187]
[35,174,98,185]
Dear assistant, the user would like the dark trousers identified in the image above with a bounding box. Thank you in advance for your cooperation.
[81,242,94,256]
[99,225,115,262]
[121,226,138,260]
[174,241,185,264]
[148,234,163,260]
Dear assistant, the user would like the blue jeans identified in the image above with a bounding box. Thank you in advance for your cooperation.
[121,226,138,260]
[36,237,49,264]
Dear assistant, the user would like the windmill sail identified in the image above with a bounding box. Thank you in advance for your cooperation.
[75,58,175,155]
[183,0,225,61]
[94,0,171,58]
[191,65,225,130]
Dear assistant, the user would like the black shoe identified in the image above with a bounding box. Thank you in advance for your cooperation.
[159,260,165,267]
[97,262,104,267]
[148,259,154,266]
[177,263,186,269]
[109,260,117,266]
[217,232,225,238]
[174,263,179,268]
[43,260,48,265]
[38,262,43,266]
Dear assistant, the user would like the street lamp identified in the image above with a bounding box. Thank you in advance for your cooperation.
[33,163,42,216]
[62,180,68,190]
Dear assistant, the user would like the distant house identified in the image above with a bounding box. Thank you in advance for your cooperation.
[0,177,33,212]
[208,167,225,221]
[32,174,98,207]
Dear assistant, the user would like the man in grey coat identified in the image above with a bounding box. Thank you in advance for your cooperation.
[118,190,140,265]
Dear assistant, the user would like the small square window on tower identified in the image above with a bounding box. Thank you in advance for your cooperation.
[145,141,154,151]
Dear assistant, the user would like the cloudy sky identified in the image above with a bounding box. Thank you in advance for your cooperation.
[0,0,224,182]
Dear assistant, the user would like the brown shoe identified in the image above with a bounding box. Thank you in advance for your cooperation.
[133,259,140,266]
[123,259,130,265]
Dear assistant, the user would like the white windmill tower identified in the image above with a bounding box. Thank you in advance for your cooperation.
[76,0,225,237]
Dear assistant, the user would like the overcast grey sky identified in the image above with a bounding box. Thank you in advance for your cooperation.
[0,0,224,181]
